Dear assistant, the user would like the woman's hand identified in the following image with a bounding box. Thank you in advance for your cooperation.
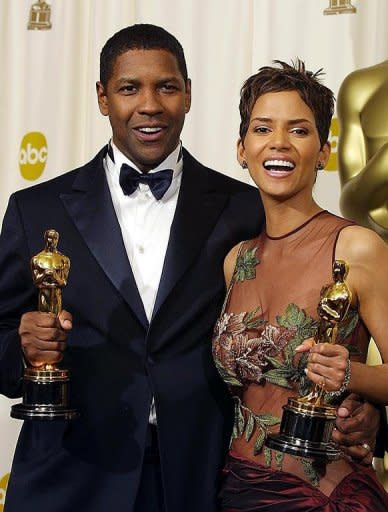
[295,339,349,392]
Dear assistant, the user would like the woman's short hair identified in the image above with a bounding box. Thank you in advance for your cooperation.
[239,59,335,148]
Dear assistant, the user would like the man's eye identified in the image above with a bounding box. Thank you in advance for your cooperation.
[120,85,136,93]
[160,84,178,92]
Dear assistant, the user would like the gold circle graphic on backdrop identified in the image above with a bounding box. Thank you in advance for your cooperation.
[326,118,339,172]
[0,473,9,511]
[19,131,48,181]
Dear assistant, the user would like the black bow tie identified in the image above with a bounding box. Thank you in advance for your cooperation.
[119,164,173,200]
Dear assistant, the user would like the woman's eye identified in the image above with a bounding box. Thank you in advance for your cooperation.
[291,128,308,135]
[254,126,270,133]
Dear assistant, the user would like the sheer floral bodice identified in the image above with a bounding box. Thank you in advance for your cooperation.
[212,211,370,493]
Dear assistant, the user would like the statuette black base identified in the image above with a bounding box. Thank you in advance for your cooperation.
[11,367,78,421]
[265,397,341,461]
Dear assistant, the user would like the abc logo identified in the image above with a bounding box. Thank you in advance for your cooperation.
[0,472,9,511]
[19,132,48,180]
[326,118,339,172]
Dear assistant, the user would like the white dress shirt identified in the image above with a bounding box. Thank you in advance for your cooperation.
[104,141,183,424]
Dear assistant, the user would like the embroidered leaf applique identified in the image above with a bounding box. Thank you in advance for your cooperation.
[244,414,255,442]
[264,446,272,467]
[253,413,280,454]
[254,429,266,455]
[262,304,317,392]
[276,303,317,363]
[231,397,281,455]
[234,247,260,282]
[296,353,311,396]
[300,458,320,487]
[244,307,265,330]
[213,356,243,387]
[263,447,284,471]
[261,355,294,389]
[275,450,284,470]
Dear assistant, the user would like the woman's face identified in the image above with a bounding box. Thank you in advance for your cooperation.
[238,90,330,203]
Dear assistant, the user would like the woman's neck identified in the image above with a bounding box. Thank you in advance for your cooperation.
[262,196,322,238]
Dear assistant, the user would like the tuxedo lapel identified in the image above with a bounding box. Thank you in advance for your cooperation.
[152,150,228,318]
[60,149,148,328]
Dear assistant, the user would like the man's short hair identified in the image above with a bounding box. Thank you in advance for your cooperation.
[100,24,188,88]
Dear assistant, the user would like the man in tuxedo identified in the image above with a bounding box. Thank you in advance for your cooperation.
[0,24,380,512]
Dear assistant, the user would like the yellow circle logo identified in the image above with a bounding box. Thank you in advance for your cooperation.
[326,118,339,172]
[0,473,10,511]
[19,131,48,180]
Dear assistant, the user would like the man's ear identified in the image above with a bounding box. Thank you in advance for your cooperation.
[96,81,109,116]
[237,138,246,166]
[184,79,192,114]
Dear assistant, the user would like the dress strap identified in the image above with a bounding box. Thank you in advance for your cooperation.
[331,219,355,265]
[220,241,246,315]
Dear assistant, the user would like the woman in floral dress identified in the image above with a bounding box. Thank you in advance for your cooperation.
[212,60,388,511]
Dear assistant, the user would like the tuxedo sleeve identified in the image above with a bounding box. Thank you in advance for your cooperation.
[0,194,35,397]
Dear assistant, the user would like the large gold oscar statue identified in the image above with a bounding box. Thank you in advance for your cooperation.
[338,62,388,487]
[337,61,388,242]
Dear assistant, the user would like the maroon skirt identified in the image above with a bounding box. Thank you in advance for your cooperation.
[220,452,388,512]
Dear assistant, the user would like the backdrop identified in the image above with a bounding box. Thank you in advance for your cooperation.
[1,0,388,505]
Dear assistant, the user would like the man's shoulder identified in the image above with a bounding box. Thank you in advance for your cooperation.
[182,148,257,195]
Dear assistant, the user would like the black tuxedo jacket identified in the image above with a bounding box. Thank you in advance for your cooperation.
[0,147,263,512]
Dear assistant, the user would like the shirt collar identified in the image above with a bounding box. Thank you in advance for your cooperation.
[105,140,183,200]
[107,140,183,176]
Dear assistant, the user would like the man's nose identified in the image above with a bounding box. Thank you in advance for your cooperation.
[138,89,163,115]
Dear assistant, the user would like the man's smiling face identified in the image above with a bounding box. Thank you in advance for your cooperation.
[97,48,191,171]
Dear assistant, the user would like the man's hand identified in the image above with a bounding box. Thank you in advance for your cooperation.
[333,393,379,466]
[19,309,72,367]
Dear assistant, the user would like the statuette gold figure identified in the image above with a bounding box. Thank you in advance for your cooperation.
[31,229,70,317]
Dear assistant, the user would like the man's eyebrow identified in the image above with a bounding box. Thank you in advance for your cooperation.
[114,75,181,83]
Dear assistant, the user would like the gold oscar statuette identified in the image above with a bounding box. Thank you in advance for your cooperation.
[266,260,351,460]
[11,229,78,420]
[27,0,52,30]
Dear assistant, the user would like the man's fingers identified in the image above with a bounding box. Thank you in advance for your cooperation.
[339,443,373,466]
[58,309,72,330]
[337,393,364,418]
[25,349,64,367]
[25,339,67,352]
[19,310,70,367]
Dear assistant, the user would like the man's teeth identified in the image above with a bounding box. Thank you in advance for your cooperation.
[264,160,295,170]
[138,127,162,133]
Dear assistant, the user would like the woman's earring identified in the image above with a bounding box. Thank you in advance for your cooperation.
[241,160,248,169]
[316,161,324,171]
